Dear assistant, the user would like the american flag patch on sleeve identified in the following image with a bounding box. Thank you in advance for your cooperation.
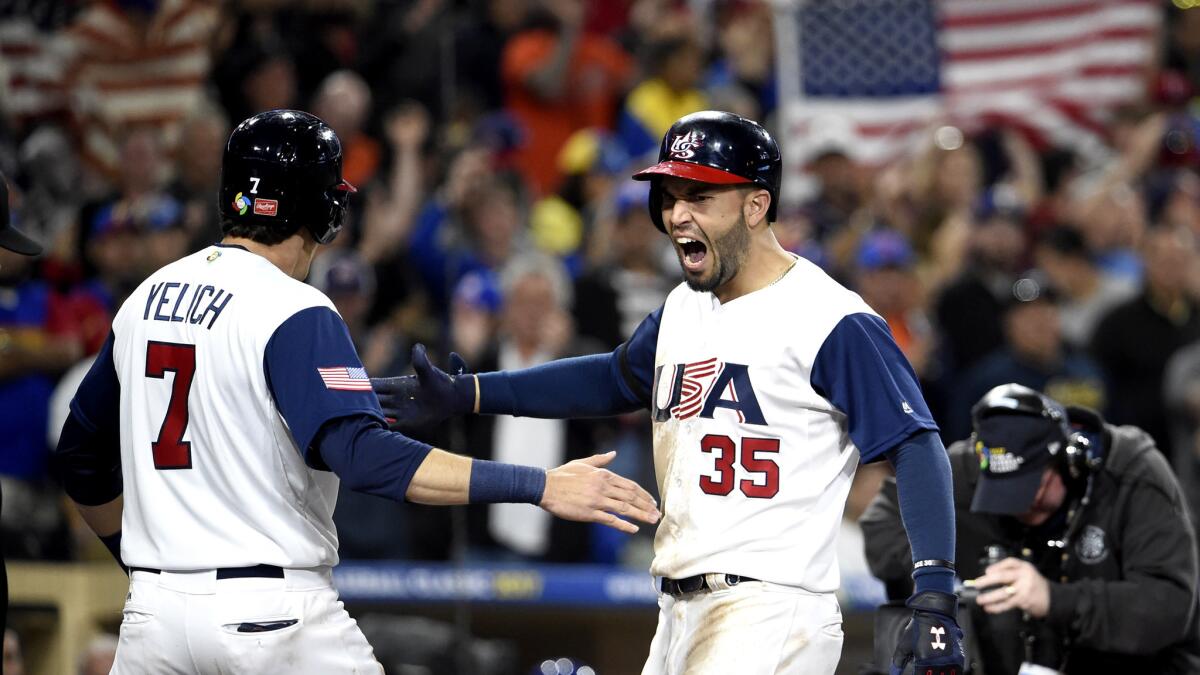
[317,366,372,391]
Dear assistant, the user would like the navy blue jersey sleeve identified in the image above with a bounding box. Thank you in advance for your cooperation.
[54,331,123,505]
[619,305,662,405]
[264,306,386,463]
[810,313,938,463]
[69,330,120,432]
[886,430,956,595]
[475,305,661,417]
[312,415,433,501]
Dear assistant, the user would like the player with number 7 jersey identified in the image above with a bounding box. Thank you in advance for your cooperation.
[51,110,659,675]
[371,111,964,675]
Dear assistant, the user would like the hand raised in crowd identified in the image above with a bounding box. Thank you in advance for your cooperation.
[385,102,430,150]
[371,343,471,429]
[541,451,660,534]
[973,557,1051,618]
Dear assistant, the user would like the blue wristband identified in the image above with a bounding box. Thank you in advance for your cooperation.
[468,459,547,504]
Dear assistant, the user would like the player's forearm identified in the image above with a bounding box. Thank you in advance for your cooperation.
[404,448,473,504]
[474,351,643,418]
[314,415,544,506]
[74,495,123,537]
[887,430,957,595]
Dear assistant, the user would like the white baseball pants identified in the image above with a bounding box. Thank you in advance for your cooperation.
[111,568,382,674]
[641,576,844,675]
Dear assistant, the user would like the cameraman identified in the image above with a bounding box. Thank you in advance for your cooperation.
[861,383,1200,674]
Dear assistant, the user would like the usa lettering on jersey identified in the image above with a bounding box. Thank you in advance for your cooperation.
[651,359,766,425]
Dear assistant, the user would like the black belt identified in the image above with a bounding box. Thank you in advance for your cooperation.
[130,564,285,580]
[660,573,757,597]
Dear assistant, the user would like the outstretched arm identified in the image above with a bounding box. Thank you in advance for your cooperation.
[374,307,662,425]
[269,307,659,533]
[312,414,659,533]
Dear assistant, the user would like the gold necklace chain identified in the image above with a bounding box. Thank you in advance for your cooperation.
[768,256,799,288]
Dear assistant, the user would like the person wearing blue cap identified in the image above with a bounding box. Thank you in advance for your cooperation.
[862,383,1200,675]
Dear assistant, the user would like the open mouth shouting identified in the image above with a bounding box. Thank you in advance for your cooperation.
[675,235,709,274]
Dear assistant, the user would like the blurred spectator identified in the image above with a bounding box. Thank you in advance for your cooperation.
[1164,5,1200,98]
[15,127,82,253]
[350,102,431,342]
[1034,226,1138,350]
[141,198,190,272]
[531,128,631,273]
[79,202,152,312]
[946,275,1107,440]
[410,155,529,311]
[1069,182,1146,285]
[78,127,178,310]
[853,230,933,378]
[0,245,79,559]
[76,633,117,675]
[461,253,613,561]
[933,202,1026,375]
[312,70,381,187]
[169,103,230,250]
[3,628,24,675]
[907,136,983,262]
[1092,224,1200,453]
[65,0,220,177]
[617,35,708,158]
[450,269,503,365]
[799,119,863,244]
[310,249,403,376]
[502,0,633,194]
[214,41,298,124]
[455,0,534,112]
[573,180,671,349]
[1165,339,1200,532]
[1146,169,1200,236]
[706,0,775,119]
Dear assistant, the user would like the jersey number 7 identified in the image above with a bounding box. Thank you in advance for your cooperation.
[145,341,196,470]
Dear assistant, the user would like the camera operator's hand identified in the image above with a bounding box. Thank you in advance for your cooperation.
[974,557,1051,618]
[890,590,965,675]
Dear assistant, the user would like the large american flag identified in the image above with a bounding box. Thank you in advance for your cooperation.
[777,0,1161,166]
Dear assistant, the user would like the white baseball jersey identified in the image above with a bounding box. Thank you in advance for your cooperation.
[625,256,936,591]
[77,244,384,570]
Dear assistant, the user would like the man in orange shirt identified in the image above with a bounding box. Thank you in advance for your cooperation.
[503,0,634,195]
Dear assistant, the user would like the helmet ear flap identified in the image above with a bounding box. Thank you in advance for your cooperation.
[648,180,666,233]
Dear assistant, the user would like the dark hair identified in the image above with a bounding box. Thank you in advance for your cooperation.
[219,217,296,246]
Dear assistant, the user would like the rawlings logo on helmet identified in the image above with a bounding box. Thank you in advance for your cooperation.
[669,130,706,160]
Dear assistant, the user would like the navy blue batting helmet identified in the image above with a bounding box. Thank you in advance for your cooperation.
[632,111,782,232]
[219,110,356,245]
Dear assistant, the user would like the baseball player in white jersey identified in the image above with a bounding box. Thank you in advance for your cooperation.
[52,110,659,675]
[373,111,966,674]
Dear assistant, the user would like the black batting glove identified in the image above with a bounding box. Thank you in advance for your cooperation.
[370,343,473,430]
[889,590,965,675]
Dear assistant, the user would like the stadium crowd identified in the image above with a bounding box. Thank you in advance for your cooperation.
[1,0,1199,604]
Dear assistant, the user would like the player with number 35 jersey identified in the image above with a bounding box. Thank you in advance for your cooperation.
[372,111,967,675]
